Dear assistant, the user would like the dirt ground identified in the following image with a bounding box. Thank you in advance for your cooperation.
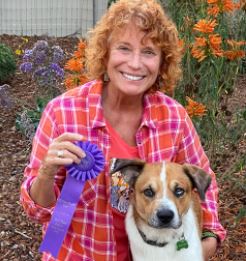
[0,35,245,261]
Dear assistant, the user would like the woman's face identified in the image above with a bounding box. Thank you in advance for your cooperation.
[106,23,162,97]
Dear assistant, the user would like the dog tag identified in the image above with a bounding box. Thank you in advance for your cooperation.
[176,238,189,251]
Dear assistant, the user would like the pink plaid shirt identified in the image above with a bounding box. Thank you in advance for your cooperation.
[20,80,226,260]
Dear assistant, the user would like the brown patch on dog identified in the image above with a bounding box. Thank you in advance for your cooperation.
[131,163,164,223]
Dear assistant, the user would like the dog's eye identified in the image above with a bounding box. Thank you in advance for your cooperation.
[143,188,155,198]
[174,187,185,198]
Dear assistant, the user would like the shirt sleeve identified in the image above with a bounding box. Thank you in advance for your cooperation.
[20,100,65,223]
[174,112,226,242]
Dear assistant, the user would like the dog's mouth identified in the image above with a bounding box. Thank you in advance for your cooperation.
[148,215,182,230]
[148,221,182,229]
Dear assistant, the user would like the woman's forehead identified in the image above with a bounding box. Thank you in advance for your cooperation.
[109,23,157,47]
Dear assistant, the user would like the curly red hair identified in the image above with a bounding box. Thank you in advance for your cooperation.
[85,0,182,94]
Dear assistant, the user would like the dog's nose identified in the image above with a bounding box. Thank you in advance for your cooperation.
[156,209,174,225]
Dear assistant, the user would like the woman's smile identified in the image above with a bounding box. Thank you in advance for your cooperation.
[121,72,145,81]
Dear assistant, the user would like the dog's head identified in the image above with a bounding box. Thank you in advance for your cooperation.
[110,159,211,229]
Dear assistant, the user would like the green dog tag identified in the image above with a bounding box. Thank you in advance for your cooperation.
[176,239,189,251]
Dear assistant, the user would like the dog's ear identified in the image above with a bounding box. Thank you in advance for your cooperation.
[182,164,211,201]
[110,158,145,187]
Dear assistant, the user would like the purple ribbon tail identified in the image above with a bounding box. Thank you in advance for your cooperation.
[39,175,85,258]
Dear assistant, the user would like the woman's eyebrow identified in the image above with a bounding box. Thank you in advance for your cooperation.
[117,41,130,46]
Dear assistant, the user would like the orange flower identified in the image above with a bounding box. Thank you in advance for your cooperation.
[64,58,83,72]
[185,97,207,118]
[226,39,246,47]
[191,37,208,61]
[74,40,87,59]
[78,40,86,51]
[223,50,245,60]
[223,0,236,12]
[78,75,89,85]
[64,76,77,90]
[64,74,89,90]
[194,37,207,47]
[64,39,88,90]
[193,19,217,34]
[208,5,220,16]
[208,34,223,56]
[223,39,246,60]
[207,0,240,15]
[207,0,218,3]
[191,46,207,62]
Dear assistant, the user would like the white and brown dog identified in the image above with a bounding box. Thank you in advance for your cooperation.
[110,159,211,261]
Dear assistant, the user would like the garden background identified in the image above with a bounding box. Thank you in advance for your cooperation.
[0,0,245,260]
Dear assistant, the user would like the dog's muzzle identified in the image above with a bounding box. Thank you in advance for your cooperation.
[149,208,181,229]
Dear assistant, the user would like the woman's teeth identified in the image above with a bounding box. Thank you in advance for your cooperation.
[123,73,144,81]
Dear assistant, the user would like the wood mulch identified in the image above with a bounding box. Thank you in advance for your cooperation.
[0,35,245,261]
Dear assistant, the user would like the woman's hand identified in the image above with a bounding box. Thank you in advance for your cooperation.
[30,133,84,207]
[202,237,218,261]
[40,132,85,180]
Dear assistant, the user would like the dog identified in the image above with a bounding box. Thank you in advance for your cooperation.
[110,159,211,261]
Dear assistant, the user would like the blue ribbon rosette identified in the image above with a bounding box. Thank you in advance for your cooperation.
[39,141,105,258]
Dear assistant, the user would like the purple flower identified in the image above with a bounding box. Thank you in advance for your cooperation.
[20,40,64,91]
[52,46,64,63]
[50,63,64,78]
[33,50,47,65]
[20,62,33,73]
[33,40,48,51]
[23,49,33,60]
[34,67,48,77]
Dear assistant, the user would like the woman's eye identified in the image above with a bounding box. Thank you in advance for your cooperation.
[143,49,155,56]
[143,187,155,198]
[174,187,185,198]
[118,46,130,51]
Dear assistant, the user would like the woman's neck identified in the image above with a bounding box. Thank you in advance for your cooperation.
[102,83,143,146]
[102,82,143,112]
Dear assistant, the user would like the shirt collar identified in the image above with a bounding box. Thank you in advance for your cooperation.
[140,93,159,130]
[88,80,106,129]
[88,80,158,130]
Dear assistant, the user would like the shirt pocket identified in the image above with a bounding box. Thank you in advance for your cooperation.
[110,171,130,214]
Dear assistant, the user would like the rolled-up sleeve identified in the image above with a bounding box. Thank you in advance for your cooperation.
[175,113,226,242]
[20,176,60,223]
[20,100,65,223]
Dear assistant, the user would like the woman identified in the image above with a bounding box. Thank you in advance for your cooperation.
[21,0,226,260]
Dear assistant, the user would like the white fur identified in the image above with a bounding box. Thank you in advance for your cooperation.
[160,161,166,184]
[125,204,203,261]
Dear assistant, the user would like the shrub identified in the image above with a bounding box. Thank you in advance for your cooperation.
[0,84,14,108]
[0,44,16,84]
[19,40,65,97]
[164,0,246,161]
[18,40,65,140]
[16,97,49,141]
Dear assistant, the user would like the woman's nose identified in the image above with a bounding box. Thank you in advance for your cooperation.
[128,52,141,69]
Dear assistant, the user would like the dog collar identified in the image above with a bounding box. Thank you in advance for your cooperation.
[138,229,168,248]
